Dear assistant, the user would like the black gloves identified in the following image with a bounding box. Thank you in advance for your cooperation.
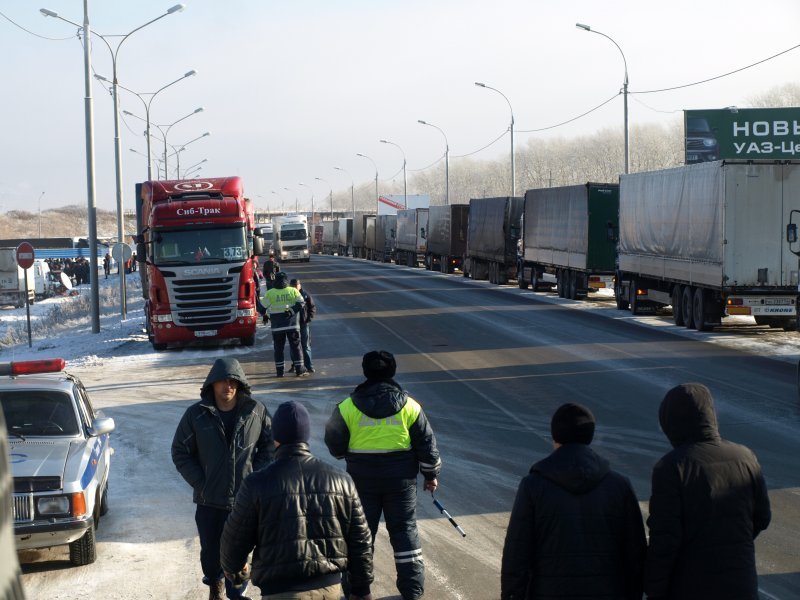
[284,309,294,318]
[262,314,269,325]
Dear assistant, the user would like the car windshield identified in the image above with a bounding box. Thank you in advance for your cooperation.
[688,118,712,133]
[153,226,248,265]
[0,390,80,436]
[281,228,308,241]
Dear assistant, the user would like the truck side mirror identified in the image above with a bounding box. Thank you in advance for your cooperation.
[788,223,798,245]
[135,242,147,262]
[253,236,264,256]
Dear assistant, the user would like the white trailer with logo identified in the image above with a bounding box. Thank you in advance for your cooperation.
[615,160,800,331]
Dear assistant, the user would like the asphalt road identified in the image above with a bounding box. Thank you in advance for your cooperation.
[18,255,800,599]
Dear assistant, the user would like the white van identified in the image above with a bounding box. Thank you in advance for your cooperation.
[33,259,54,299]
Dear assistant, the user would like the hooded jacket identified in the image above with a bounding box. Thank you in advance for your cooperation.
[220,443,374,597]
[501,444,646,600]
[644,383,771,600]
[324,379,441,481]
[171,358,274,509]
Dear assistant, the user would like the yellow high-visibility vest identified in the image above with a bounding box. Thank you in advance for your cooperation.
[338,396,421,453]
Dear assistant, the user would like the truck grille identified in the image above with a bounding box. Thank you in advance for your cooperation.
[13,494,34,523]
[166,275,239,328]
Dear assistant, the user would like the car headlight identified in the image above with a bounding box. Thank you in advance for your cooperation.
[38,496,70,516]
[703,138,717,147]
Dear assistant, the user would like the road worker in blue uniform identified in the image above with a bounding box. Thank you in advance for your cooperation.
[324,350,441,600]
[261,272,308,378]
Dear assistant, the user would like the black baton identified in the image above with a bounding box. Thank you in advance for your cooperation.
[431,493,466,537]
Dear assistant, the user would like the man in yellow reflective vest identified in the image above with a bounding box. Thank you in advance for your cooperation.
[325,350,441,600]
[260,272,308,377]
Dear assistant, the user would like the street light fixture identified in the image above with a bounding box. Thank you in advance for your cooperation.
[417,120,450,205]
[44,3,186,322]
[298,182,314,224]
[154,107,204,178]
[475,82,515,196]
[315,177,333,218]
[379,139,407,208]
[334,166,355,219]
[356,153,379,214]
[576,23,629,174]
[180,158,207,179]
[114,69,197,179]
[166,132,210,178]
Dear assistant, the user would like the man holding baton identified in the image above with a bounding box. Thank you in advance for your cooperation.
[325,350,441,600]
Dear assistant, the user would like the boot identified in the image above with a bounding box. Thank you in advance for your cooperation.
[208,578,225,600]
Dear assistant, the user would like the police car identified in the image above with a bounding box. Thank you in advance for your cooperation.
[0,359,114,566]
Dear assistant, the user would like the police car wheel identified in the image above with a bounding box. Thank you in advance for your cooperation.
[69,524,97,566]
[99,483,109,516]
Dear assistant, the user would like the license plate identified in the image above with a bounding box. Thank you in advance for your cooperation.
[195,330,217,338]
[687,154,698,161]
[764,298,793,305]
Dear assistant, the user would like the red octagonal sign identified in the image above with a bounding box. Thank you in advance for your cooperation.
[16,242,35,269]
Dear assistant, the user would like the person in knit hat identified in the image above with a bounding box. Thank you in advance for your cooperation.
[645,383,771,600]
[501,402,646,600]
[222,401,374,600]
[324,351,441,600]
[172,357,274,600]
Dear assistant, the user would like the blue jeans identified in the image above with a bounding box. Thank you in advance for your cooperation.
[299,324,313,370]
[195,505,248,599]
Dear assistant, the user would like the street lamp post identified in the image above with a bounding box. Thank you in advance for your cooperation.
[153,108,204,178]
[165,132,210,178]
[315,177,333,218]
[356,153,379,214]
[44,3,186,323]
[576,23,629,174]
[180,158,207,179]
[298,182,314,224]
[37,192,45,237]
[114,69,197,179]
[334,167,355,219]
[40,2,102,332]
[284,187,298,213]
[379,140,407,207]
[417,120,449,205]
[270,190,284,214]
[475,82,515,196]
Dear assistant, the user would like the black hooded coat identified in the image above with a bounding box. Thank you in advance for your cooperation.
[500,444,646,600]
[644,384,771,600]
[171,357,274,509]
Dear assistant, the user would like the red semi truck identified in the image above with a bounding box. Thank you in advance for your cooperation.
[135,177,264,351]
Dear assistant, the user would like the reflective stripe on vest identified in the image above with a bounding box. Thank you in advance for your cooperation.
[338,396,421,453]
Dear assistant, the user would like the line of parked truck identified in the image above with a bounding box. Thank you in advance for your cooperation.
[319,159,800,332]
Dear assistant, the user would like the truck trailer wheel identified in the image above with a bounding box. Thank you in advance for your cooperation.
[682,286,695,329]
[615,280,629,310]
[672,286,685,326]
[568,270,578,300]
[693,287,710,331]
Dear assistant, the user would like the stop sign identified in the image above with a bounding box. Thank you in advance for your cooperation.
[16,242,35,269]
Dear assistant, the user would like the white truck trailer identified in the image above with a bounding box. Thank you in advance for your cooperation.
[615,160,800,331]
[0,248,35,308]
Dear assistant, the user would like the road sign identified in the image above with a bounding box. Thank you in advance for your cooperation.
[16,242,34,269]
[111,242,132,264]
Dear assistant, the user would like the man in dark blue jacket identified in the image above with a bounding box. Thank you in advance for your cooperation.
[325,351,441,600]
[501,403,647,600]
[172,358,274,600]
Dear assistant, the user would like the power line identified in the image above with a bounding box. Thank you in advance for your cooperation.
[0,10,75,40]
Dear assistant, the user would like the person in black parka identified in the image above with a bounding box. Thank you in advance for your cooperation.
[644,383,771,600]
[172,357,274,600]
[501,403,647,600]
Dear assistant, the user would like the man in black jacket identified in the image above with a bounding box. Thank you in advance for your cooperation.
[172,358,274,600]
[645,383,771,600]
[501,403,647,600]
[290,278,316,373]
[221,401,374,600]
[325,350,441,600]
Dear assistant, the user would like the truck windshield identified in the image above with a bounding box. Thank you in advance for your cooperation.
[153,226,248,265]
[281,228,308,241]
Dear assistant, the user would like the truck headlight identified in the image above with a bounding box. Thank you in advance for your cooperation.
[38,496,70,516]
[237,308,255,317]
[154,313,173,323]
[303,249,309,255]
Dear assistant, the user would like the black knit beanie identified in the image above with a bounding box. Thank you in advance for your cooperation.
[551,402,596,445]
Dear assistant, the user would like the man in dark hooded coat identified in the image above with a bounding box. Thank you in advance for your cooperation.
[501,403,646,600]
[644,383,771,600]
[172,357,274,600]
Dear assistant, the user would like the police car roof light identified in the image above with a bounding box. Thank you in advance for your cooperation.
[0,358,66,376]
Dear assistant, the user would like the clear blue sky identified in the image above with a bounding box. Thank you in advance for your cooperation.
[2,0,798,216]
